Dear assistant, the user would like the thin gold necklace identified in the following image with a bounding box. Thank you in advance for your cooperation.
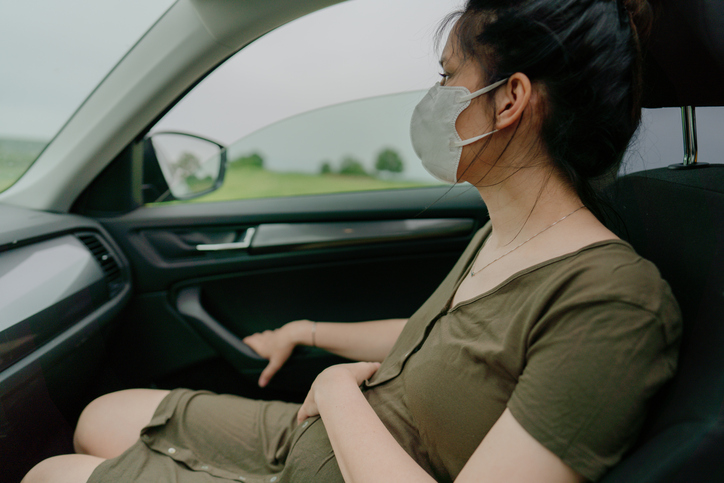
[470,206,585,277]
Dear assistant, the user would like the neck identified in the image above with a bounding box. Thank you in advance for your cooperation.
[476,164,583,249]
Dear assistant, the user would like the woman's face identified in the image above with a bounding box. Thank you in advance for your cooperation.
[439,32,499,184]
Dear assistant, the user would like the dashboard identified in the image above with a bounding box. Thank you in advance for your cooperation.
[0,203,131,475]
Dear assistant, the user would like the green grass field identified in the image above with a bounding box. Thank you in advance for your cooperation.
[0,138,45,192]
[190,165,435,203]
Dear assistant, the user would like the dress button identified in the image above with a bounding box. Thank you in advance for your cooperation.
[302,421,308,428]
[270,477,278,482]
[168,448,176,454]
[238,477,246,481]
[201,465,209,470]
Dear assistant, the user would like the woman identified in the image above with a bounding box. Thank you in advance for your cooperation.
[24,0,681,482]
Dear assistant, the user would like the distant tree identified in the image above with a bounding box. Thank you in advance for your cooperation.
[233,152,264,169]
[375,148,404,174]
[320,161,333,174]
[339,156,368,176]
[176,151,201,175]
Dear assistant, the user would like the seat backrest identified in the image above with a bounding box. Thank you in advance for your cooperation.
[600,166,724,482]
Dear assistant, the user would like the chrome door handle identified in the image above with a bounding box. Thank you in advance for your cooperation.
[196,227,255,251]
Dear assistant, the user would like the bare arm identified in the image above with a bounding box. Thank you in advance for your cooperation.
[309,319,407,362]
[243,319,406,387]
[302,363,586,483]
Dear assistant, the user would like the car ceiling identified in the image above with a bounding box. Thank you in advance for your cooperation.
[0,0,345,213]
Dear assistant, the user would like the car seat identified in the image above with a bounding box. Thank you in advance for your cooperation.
[599,0,724,481]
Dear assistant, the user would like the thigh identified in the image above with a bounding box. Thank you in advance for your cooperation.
[74,389,170,459]
[142,390,301,474]
[89,390,304,482]
[22,454,105,483]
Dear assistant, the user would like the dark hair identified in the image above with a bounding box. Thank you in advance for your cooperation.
[445,0,653,222]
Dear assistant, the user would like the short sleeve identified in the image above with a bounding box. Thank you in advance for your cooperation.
[507,298,680,481]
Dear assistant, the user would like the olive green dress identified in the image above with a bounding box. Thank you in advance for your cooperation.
[89,224,681,482]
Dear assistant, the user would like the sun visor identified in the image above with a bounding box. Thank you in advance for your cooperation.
[643,0,724,108]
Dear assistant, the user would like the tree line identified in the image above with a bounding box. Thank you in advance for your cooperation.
[320,148,404,176]
[229,148,405,177]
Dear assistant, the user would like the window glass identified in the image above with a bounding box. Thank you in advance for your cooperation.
[150,0,464,203]
[0,0,175,193]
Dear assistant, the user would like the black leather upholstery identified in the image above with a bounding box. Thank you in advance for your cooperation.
[600,166,724,482]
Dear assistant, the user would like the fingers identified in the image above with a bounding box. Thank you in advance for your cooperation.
[296,362,379,425]
[351,361,381,384]
[297,392,317,424]
[242,332,269,357]
[258,353,287,388]
[242,328,296,387]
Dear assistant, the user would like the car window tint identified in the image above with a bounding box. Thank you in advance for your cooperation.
[148,0,464,204]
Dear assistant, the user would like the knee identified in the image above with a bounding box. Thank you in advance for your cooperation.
[74,390,135,455]
[73,389,169,458]
[74,392,115,454]
[22,454,104,483]
[22,456,55,483]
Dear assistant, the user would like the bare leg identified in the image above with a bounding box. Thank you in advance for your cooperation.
[74,389,170,459]
[22,454,105,483]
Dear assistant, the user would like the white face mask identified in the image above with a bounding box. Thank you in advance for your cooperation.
[410,78,508,183]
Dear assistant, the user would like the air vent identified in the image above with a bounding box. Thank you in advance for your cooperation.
[77,233,124,298]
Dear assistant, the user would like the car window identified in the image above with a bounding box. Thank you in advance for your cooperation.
[0,0,175,193]
[149,0,465,203]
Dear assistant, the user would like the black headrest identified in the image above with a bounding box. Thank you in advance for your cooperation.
[643,0,724,108]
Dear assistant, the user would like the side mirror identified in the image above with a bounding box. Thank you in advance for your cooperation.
[143,131,227,202]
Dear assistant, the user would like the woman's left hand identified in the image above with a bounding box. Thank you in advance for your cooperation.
[297,362,380,424]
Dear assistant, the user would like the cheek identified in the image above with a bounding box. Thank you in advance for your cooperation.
[456,144,478,180]
[455,101,493,180]
[455,99,491,140]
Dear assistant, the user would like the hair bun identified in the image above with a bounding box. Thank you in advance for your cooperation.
[620,0,654,44]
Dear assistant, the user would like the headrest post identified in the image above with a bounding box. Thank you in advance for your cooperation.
[681,106,698,166]
[669,106,708,170]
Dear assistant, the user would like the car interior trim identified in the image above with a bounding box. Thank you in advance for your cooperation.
[249,218,475,253]
[176,286,264,361]
[0,236,104,331]
[196,227,256,251]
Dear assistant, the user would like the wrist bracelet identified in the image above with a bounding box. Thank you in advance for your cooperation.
[311,321,317,347]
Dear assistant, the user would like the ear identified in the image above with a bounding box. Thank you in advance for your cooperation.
[494,73,532,130]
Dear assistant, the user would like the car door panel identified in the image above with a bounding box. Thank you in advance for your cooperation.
[99,186,488,393]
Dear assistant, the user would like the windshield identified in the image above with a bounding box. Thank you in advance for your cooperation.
[0,0,176,192]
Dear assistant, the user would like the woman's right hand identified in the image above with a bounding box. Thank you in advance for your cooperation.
[243,320,313,388]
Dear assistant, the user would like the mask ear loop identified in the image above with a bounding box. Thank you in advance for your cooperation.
[452,129,499,148]
[453,78,509,147]
[459,78,509,102]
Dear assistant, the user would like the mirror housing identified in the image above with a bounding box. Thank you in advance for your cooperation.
[143,131,227,203]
